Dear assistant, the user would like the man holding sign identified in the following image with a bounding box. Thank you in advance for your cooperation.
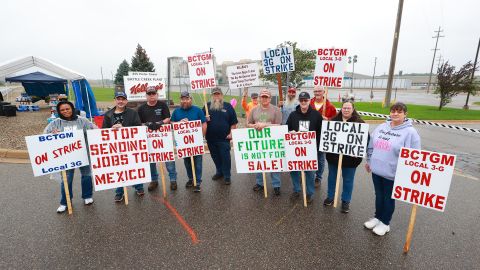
[171,91,207,192]
[285,92,322,202]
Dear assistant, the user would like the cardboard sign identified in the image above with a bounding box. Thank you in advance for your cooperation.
[226,63,260,89]
[319,121,369,158]
[172,120,205,158]
[392,148,456,212]
[284,131,318,171]
[87,127,151,191]
[261,47,295,75]
[232,126,288,173]
[123,72,166,100]
[25,130,90,177]
[187,52,216,90]
[147,124,175,163]
[313,48,348,88]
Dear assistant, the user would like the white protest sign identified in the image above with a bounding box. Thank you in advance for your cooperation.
[226,63,260,89]
[123,72,166,100]
[284,131,318,171]
[261,47,295,75]
[25,130,90,177]
[313,48,348,88]
[187,52,216,90]
[87,127,151,191]
[392,148,456,212]
[147,124,175,163]
[172,120,205,158]
[319,121,369,158]
[232,126,288,173]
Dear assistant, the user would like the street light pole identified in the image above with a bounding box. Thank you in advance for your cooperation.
[348,55,358,94]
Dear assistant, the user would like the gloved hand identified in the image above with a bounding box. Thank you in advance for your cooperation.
[146,122,159,131]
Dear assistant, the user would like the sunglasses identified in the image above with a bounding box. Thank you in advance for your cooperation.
[147,92,157,96]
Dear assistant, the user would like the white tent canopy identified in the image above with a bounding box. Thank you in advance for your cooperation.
[0,56,85,81]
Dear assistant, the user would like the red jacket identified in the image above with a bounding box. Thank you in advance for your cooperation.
[310,98,337,119]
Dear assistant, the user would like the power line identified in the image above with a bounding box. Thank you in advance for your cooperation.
[426,26,444,93]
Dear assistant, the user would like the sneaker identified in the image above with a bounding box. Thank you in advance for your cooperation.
[194,185,201,193]
[84,198,94,205]
[372,221,390,236]
[290,192,300,200]
[315,177,321,188]
[253,184,264,192]
[56,205,67,213]
[136,190,145,196]
[212,174,223,181]
[274,187,281,196]
[323,197,334,206]
[114,194,124,202]
[364,218,380,230]
[186,180,194,188]
[341,201,350,213]
[170,181,178,190]
[224,178,231,185]
[306,195,313,203]
[148,181,158,191]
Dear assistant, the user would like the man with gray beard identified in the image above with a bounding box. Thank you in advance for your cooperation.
[279,87,299,125]
[202,87,238,184]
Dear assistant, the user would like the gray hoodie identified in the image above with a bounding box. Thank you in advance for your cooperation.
[367,119,421,180]
[44,116,96,134]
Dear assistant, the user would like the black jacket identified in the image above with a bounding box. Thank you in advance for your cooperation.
[102,107,141,128]
[286,105,323,148]
[325,113,366,168]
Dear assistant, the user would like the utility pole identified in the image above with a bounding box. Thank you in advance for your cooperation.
[384,0,404,107]
[100,66,105,88]
[371,57,377,101]
[436,54,443,71]
[426,26,444,94]
[464,37,480,110]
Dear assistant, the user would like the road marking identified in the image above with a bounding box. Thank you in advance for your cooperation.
[151,195,199,244]
[275,203,298,226]
[454,170,479,181]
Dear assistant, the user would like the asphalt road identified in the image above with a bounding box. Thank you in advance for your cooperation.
[0,124,479,269]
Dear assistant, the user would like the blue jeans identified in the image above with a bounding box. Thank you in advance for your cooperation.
[327,163,357,202]
[290,170,315,196]
[207,140,232,178]
[316,151,325,180]
[61,165,93,205]
[150,161,177,182]
[372,173,396,225]
[184,155,202,185]
[256,172,281,188]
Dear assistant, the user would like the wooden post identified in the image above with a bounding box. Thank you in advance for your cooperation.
[203,88,209,117]
[159,163,167,198]
[403,205,418,254]
[123,186,129,205]
[262,172,268,198]
[61,170,73,215]
[323,87,329,118]
[301,171,307,207]
[191,156,197,187]
[276,73,283,102]
[333,154,344,208]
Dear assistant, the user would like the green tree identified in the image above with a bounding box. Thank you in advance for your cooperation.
[114,59,130,86]
[260,41,316,95]
[435,61,476,110]
[130,44,155,72]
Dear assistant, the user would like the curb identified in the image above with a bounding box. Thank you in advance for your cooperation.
[0,149,29,159]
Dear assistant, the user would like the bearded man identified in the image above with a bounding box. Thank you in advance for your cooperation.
[279,87,299,125]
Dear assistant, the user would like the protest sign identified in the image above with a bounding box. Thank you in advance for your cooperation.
[284,131,318,171]
[226,63,260,89]
[319,121,369,158]
[313,48,348,88]
[25,130,90,177]
[123,72,166,100]
[392,148,456,212]
[147,124,175,163]
[87,127,151,191]
[172,120,205,159]
[187,52,216,90]
[232,126,288,173]
[261,47,295,75]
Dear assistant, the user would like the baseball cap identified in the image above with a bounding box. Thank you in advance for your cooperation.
[251,93,259,98]
[114,91,127,99]
[298,92,310,100]
[259,89,271,98]
[288,87,297,93]
[211,87,222,94]
[146,86,157,94]
[180,91,191,98]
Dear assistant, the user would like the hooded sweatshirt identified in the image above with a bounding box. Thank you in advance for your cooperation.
[367,119,421,180]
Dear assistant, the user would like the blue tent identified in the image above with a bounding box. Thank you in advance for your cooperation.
[6,71,67,97]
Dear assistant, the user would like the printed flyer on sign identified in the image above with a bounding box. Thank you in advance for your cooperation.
[226,63,260,89]
[123,72,166,100]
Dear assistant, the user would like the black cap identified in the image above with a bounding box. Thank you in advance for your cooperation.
[114,91,127,99]
[298,92,310,100]
[180,91,190,98]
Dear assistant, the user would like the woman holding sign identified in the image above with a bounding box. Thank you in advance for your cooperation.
[324,101,365,213]
[44,101,96,213]
[364,102,421,236]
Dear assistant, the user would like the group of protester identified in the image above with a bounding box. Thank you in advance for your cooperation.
[44,85,420,236]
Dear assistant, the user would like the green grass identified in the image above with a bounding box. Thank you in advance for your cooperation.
[474,101,480,106]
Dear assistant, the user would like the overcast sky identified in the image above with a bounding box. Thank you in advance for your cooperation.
[1,0,478,79]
